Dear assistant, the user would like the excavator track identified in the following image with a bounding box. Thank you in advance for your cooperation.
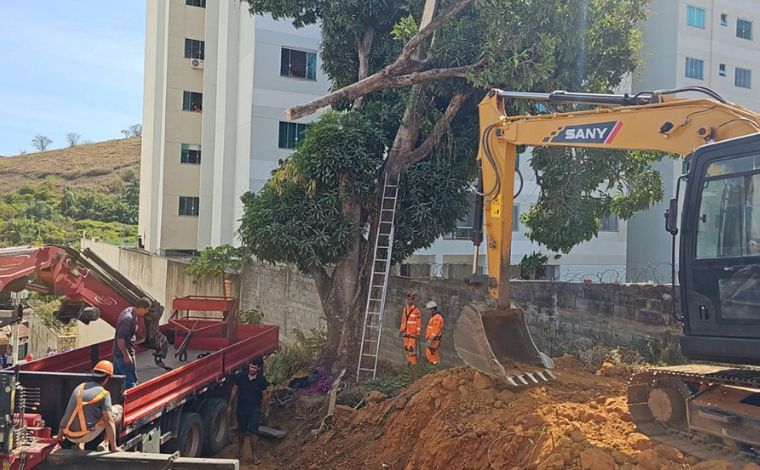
[628,364,760,467]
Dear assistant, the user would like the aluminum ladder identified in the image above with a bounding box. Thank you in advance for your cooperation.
[357,173,400,380]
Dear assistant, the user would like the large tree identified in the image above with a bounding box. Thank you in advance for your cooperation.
[240,0,652,369]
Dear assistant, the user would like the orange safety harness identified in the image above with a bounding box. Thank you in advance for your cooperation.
[63,384,109,438]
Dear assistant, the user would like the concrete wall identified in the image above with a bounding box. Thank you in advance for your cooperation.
[78,239,239,347]
[28,314,76,359]
[239,262,683,367]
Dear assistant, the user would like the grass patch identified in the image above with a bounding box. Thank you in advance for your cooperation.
[338,363,438,406]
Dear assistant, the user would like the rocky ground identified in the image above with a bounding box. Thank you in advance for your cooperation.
[220,356,758,469]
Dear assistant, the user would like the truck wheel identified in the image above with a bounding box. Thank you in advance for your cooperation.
[201,398,230,456]
[177,412,205,457]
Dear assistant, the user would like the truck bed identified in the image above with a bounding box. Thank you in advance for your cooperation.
[19,323,279,437]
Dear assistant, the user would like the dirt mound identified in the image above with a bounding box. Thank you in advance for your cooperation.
[275,356,735,470]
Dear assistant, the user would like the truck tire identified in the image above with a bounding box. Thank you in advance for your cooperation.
[201,398,230,456]
[177,412,205,457]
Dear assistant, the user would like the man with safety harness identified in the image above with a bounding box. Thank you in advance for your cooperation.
[55,360,123,452]
[399,291,421,366]
[425,301,445,365]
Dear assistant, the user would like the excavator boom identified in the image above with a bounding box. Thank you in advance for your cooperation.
[457,87,760,386]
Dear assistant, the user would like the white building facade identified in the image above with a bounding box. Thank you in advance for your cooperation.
[626,0,760,282]
[138,0,329,255]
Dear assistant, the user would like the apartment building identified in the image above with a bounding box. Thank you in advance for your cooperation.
[138,0,329,255]
[626,0,760,281]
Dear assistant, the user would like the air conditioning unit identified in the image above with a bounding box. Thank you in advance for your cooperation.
[190,58,204,69]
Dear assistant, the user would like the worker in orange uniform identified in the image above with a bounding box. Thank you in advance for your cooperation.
[399,291,421,366]
[425,301,445,365]
[55,360,123,452]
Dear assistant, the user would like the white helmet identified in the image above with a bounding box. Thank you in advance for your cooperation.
[426,301,438,310]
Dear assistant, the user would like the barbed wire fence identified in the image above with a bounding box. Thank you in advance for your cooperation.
[401,261,677,285]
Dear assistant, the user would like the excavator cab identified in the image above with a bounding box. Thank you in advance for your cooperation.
[679,133,760,365]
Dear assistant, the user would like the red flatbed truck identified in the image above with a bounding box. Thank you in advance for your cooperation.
[0,247,279,469]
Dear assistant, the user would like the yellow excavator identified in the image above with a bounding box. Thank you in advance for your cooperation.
[456,86,760,457]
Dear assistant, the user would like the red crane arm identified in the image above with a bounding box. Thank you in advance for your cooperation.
[0,246,167,358]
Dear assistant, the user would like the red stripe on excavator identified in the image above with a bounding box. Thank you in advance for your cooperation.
[604,121,623,144]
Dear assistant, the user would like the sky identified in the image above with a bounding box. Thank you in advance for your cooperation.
[0,1,146,156]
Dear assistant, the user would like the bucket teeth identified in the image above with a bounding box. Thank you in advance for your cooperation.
[506,377,519,387]
[526,373,539,384]
[535,371,548,382]
[544,369,556,380]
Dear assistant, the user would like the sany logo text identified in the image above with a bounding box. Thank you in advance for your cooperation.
[548,121,623,144]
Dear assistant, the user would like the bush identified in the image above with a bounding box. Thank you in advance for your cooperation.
[239,308,264,324]
[265,328,326,387]
[519,251,548,280]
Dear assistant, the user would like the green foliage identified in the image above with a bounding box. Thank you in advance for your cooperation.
[519,251,548,280]
[185,245,247,279]
[522,149,667,253]
[391,15,417,42]
[239,111,385,271]
[239,308,265,325]
[338,363,438,405]
[27,295,68,333]
[0,175,138,248]
[265,328,327,387]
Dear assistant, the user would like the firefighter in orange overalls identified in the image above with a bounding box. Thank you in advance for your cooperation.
[399,291,421,366]
[425,301,445,365]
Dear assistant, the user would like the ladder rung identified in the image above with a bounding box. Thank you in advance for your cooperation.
[362,354,376,358]
[381,208,395,211]
[359,367,375,372]
[366,325,380,330]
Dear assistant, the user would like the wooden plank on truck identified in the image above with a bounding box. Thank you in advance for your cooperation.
[40,450,239,470]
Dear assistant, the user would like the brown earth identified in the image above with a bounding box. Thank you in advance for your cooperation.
[0,138,140,191]
[221,356,750,470]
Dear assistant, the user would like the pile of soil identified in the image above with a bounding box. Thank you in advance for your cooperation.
[260,355,757,470]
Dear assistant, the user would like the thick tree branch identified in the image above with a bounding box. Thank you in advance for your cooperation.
[310,265,332,300]
[286,65,474,120]
[353,28,375,110]
[389,0,475,73]
[388,89,473,174]
[284,0,476,121]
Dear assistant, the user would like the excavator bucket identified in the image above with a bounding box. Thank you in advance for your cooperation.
[454,302,555,387]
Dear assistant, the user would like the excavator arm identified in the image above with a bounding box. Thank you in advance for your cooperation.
[455,88,760,385]
[0,245,168,361]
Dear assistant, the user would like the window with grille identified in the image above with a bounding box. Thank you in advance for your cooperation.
[685,57,704,80]
[180,144,201,164]
[278,122,309,149]
[184,39,205,60]
[182,91,203,112]
[686,6,705,28]
[719,64,726,77]
[179,197,200,216]
[737,19,753,40]
[280,48,317,80]
[600,214,619,232]
[736,68,752,89]
[721,14,728,27]
[186,0,205,7]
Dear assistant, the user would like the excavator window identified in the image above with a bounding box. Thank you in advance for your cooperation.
[694,152,760,321]
[696,166,760,259]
